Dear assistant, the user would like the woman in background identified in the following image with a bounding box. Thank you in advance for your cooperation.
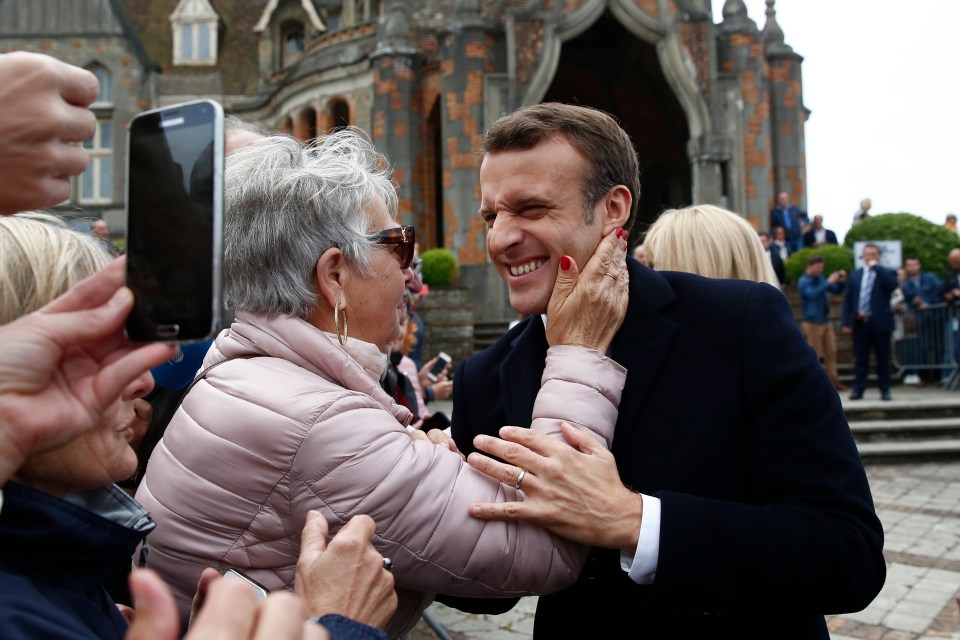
[643,204,781,287]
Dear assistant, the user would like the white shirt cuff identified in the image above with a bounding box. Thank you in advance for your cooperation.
[619,494,660,584]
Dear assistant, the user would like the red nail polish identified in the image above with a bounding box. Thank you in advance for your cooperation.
[560,256,571,271]
[616,228,626,240]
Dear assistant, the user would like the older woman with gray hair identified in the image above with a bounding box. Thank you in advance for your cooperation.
[136,130,630,638]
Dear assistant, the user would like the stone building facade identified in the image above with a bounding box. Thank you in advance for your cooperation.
[1,0,808,324]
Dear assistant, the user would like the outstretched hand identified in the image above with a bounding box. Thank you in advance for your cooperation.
[0,257,176,485]
[546,228,629,352]
[467,423,642,550]
[296,512,397,629]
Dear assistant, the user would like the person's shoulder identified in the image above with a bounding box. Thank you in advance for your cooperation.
[657,271,776,310]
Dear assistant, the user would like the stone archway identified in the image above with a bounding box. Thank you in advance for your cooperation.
[542,12,691,240]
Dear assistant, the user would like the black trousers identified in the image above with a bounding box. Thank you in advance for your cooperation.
[853,317,891,393]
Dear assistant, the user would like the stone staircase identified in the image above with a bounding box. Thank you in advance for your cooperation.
[783,285,960,462]
[844,394,960,462]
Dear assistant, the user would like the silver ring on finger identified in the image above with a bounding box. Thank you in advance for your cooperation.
[514,468,527,490]
[382,556,393,572]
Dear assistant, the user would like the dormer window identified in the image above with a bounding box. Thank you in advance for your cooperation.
[170,0,220,66]
[281,20,305,67]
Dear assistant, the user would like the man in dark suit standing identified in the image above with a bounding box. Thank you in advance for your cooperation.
[841,243,899,400]
[803,214,839,248]
[759,230,786,285]
[770,191,808,254]
[448,103,884,639]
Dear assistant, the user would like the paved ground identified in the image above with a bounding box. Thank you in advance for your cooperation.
[412,389,960,639]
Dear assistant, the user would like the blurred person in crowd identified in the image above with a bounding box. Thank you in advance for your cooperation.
[940,249,960,384]
[454,102,884,639]
[769,191,808,254]
[771,224,789,262]
[797,255,848,391]
[135,131,630,638]
[901,257,943,384]
[759,230,786,285]
[631,242,648,266]
[853,197,872,225]
[842,244,899,400]
[643,204,780,287]
[803,214,839,248]
[945,214,957,234]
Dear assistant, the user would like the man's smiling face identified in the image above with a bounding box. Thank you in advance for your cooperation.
[479,137,606,316]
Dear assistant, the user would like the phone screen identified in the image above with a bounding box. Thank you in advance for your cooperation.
[125,100,223,342]
[428,353,451,380]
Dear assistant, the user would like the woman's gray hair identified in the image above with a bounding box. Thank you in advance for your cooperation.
[223,130,399,318]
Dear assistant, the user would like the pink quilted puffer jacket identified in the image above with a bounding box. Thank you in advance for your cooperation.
[135,311,625,638]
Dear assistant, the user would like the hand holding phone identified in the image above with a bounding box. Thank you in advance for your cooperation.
[426,352,452,382]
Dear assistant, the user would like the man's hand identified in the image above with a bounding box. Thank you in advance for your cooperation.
[0,257,176,485]
[0,52,98,214]
[467,423,642,550]
[428,379,453,400]
[296,512,397,629]
[418,357,450,389]
[546,229,629,352]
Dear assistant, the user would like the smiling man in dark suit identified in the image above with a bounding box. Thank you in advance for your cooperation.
[448,103,885,639]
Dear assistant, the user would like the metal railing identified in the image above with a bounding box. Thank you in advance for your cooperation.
[892,302,960,390]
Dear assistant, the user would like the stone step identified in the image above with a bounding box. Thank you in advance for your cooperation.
[856,439,960,462]
[850,417,960,442]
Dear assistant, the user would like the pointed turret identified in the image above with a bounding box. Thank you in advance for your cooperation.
[762,0,794,54]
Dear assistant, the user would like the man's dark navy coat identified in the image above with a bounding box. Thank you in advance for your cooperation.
[450,258,885,639]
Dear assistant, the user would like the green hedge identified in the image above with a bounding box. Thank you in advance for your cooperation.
[420,248,460,286]
[785,244,854,285]
[843,213,960,279]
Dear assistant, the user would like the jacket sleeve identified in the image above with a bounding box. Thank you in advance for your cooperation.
[294,347,625,598]
[797,276,828,299]
[653,284,885,614]
[841,273,857,327]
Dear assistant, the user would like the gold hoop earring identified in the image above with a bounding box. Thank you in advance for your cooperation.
[334,299,348,346]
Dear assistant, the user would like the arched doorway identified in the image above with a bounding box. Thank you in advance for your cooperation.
[542,12,691,241]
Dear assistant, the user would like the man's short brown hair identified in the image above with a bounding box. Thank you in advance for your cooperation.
[806,255,825,266]
[481,103,641,230]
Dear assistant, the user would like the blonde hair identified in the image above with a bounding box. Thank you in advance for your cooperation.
[0,213,112,324]
[643,204,780,287]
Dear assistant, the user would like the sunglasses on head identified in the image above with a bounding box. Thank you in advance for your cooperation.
[371,225,416,269]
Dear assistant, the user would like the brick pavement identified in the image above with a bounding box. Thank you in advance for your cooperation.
[411,459,960,640]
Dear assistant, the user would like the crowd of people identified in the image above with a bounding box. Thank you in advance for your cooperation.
[0,50,897,640]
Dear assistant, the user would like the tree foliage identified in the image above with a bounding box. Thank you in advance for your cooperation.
[785,244,854,285]
[842,213,960,279]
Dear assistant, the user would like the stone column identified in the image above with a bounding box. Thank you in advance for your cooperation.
[371,1,422,228]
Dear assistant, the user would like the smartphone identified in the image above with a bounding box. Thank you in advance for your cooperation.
[222,568,269,601]
[427,351,452,382]
[124,99,224,342]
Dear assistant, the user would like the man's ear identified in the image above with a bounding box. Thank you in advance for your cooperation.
[315,247,346,309]
[599,184,631,236]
